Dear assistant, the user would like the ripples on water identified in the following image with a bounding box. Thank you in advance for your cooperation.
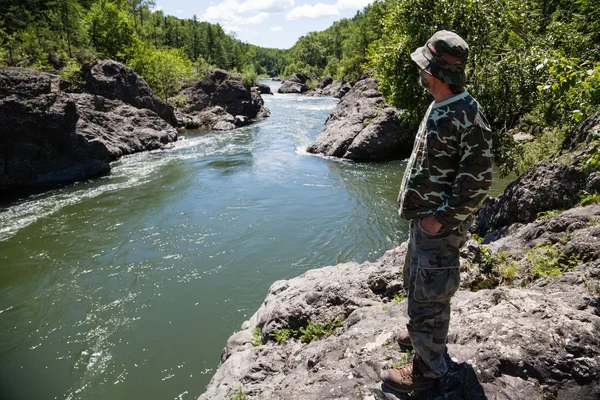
[0,81,512,400]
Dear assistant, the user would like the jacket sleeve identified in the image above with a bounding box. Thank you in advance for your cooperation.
[432,122,493,229]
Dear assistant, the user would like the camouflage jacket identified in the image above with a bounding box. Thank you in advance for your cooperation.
[398,91,493,230]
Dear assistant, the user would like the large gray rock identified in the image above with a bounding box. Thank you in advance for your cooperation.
[82,60,177,126]
[305,79,350,98]
[176,69,269,130]
[0,68,177,192]
[199,239,600,400]
[475,111,600,238]
[306,78,414,161]
[0,67,54,98]
[255,83,273,95]
[278,73,310,94]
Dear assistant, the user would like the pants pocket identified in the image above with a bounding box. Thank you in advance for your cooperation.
[414,266,460,303]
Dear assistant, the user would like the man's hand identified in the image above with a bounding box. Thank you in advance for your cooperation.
[420,214,443,234]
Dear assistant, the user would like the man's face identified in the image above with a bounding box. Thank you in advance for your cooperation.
[419,69,433,93]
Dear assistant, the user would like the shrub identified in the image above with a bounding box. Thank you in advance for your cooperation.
[524,242,579,279]
[273,328,293,344]
[249,327,263,346]
[297,319,343,343]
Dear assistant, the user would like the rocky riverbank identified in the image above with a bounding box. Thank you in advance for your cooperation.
[0,62,270,194]
[198,112,600,399]
[307,78,414,161]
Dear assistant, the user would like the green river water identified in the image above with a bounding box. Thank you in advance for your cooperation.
[0,80,512,400]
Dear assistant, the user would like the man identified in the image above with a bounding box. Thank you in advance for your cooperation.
[380,30,493,392]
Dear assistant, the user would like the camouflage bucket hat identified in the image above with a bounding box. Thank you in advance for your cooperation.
[410,30,469,86]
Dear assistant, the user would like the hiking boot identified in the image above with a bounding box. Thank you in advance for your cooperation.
[380,357,436,393]
[395,329,413,348]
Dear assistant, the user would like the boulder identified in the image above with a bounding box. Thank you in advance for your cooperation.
[176,69,269,130]
[0,90,176,192]
[307,78,413,161]
[0,67,54,98]
[255,83,273,95]
[277,73,309,94]
[317,75,333,89]
[82,60,177,126]
[305,79,350,98]
[475,111,600,238]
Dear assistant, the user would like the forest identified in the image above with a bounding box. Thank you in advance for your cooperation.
[1,0,599,175]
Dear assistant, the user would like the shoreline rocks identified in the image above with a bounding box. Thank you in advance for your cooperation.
[81,60,177,126]
[175,69,270,131]
[1,63,273,193]
[0,66,177,193]
[307,78,414,161]
[305,76,352,99]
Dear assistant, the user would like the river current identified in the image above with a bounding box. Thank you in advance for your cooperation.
[0,80,512,399]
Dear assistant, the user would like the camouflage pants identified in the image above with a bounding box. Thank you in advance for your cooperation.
[403,217,469,378]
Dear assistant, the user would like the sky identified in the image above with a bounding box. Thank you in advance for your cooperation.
[153,0,376,49]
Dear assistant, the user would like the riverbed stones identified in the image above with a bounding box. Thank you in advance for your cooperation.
[306,78,413,161]
[175,69,269,130]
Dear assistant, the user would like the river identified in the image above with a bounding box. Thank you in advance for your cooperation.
[0,80,512,400]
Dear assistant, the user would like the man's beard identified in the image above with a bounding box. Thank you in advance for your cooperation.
[419,73,431,91]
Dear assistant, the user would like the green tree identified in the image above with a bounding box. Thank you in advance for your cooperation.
[129,43,193,100]
[88,0,137,60]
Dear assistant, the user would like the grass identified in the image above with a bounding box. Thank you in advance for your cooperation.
[537,209,563,220]
[479,245,493,269]
[523,242,579,279]
[580,191,600,206]
[249,327,263,347]
[493,251,520,281]
[298,319,343,343]
[272,319,344,344]
[471,233,484,244]
[273,328,293,344]
[587,217,599,227]
[392,293,406,304]
[227,384,248,400]
[386,350,414,369]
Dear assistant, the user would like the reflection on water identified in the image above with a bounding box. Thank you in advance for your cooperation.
[0,80,512,400]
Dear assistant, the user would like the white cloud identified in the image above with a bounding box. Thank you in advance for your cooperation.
[239,0,295,13]
[271,26,283,31]
[201,0,292,25]
[286,3,339,20]
[153,5,163,12]
[335,0,373,10]
[224,25,244,33]
[176,9,184,14]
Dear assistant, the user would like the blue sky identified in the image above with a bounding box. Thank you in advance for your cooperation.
[153,0,375,49]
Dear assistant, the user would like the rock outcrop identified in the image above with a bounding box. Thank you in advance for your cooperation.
[199,237,600,399]
[307,78,414,161]
[82,60,177,126]
[278,73,310,94]
[0,66,177,192]
[255,83,273,95]
[305,77,352,98]
[175,69,270,130]
[475,111,600,238]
